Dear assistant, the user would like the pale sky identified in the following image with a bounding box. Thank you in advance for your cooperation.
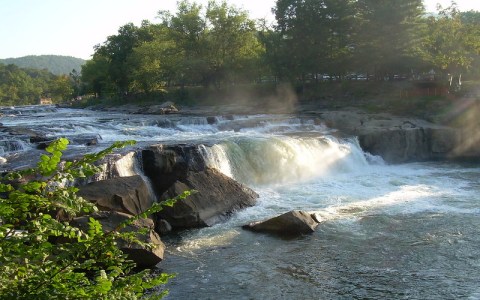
[0,0,479,60]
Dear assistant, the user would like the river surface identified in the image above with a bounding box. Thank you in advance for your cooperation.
[1,105,480,299]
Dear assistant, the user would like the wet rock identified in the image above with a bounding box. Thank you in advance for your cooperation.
[318,110,463,163]
[243,210,319,237]
[156,219,172,235]
[158,168,258,229]
[72,211,165,267]
[142,144,208,197]
[137,102,179,115]
[359,129,430,163]
[78,175,155,216]
[206,116,217,124]
[68,134,101,146]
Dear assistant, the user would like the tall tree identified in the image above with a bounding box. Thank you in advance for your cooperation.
[354,0,426,79]
[204,0,264,86]
[94,22,154,94]
[127,25,182,92]
[424,4,480,89]
[274,0,355,82]
[158,0,208,86]
[81,54,113,97]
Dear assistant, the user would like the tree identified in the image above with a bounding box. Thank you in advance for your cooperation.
[81,55,114,97]
[204,0,265,86]
[158,0,209,86]
[49,75,74,101]
[424,3,480,89]
[0,64,72,105]
[354,0,426,79]
[273,0,355,82]
[94,22,155,94]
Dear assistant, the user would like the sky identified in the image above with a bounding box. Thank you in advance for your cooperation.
[0,0,479,60]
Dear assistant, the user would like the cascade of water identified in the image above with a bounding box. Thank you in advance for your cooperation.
[0,139,30,155]
[201,135,371,186]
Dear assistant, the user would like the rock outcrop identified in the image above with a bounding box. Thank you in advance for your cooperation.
[72,211,165,267]
[243,210,320,237]
[318,110,468,163]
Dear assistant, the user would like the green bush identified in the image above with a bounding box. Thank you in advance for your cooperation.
[0,138,189,299]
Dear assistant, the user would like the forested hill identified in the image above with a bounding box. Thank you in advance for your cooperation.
[0,55,85,75]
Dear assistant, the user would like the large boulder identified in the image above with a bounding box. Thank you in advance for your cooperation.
[142,144,208,197]
[243,210,320,237]
[78,175,155,216]
[72,211,165,268]
[158,168,258,229]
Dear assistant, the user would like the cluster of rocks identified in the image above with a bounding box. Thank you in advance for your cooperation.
[0,124,100,150]
[75,144,258,267]
[92,101,179,115]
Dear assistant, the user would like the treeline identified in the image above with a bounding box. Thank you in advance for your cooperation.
[0,63,76,105]
[80,0,480,99]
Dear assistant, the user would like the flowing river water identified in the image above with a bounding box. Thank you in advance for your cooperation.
[1,105,480,299]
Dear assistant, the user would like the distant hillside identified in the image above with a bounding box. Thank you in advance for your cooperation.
[0,55,85,75]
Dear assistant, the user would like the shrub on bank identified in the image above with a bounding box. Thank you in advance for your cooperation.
[0,138,188,299]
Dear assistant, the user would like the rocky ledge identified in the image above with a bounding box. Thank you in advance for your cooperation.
[315,109,480,163]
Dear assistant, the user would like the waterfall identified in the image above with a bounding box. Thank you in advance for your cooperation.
[201,135,372,186]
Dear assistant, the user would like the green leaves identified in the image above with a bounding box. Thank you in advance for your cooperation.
[37,137,69,176]
[0,138,180,299]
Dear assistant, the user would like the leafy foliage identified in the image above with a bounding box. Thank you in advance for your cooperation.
[0,63,74,105]
[0,138,189,299]
[79,0,480,101]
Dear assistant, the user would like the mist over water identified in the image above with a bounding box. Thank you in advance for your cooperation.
[1,105,480,299]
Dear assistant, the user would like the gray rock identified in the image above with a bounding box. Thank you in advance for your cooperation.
[158,168,258,229]
[78,175,155,216]
[142,144,208,197]
[72,211,165,268]
[243,210,319,237]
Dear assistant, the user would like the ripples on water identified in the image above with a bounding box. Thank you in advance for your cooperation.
[2,106,480,299]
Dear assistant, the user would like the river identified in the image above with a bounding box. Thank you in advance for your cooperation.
[1,105,480,299]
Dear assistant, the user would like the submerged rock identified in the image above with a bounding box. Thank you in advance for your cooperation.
[158,168,258,229]
[243,210,320,237]
[72,211,165,267]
